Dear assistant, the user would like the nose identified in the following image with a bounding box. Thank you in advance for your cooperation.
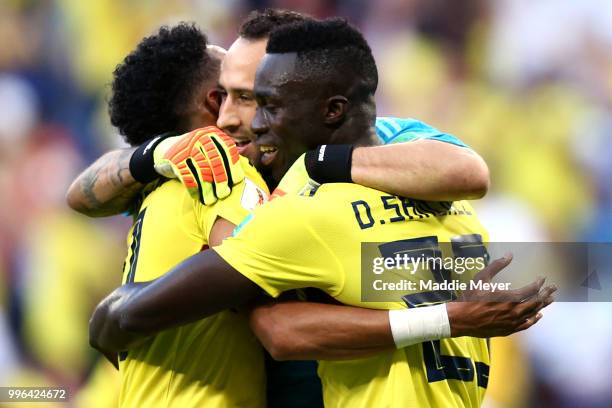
[216,97,240,133]
[250,106,269,139]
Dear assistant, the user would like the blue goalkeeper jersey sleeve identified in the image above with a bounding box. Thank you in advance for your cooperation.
[375,116,469,147]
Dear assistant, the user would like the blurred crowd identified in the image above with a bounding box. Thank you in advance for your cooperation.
[0,0,610,407]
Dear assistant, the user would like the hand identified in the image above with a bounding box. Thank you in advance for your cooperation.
[447,254,557,338]
[89,283,150,354]
[153,126,244,205]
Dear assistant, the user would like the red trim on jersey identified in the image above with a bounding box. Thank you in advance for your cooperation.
[270,189,286,201]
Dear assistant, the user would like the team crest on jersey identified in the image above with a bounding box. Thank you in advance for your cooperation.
[240,178,268,210]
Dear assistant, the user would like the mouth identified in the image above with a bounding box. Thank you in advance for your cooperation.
[259,144,278,166]
[233,139,251,148]
[235,140,252,157]
[227,134,251,148]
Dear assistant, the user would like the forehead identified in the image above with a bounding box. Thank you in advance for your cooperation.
[219,37,267,90]
[254,53,299,93]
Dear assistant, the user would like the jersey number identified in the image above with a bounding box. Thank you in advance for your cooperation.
[125,209,146,284]
[119,209,146,362]
[378,234,490,388]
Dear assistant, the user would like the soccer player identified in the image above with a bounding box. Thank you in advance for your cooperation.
[68,14,484,408]
[95,24,270,407]
[67,9,489,215]
[216,9,488,201]
[90,19,555,407]
[68,9,491,407]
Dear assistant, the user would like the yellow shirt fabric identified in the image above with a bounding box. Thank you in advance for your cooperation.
[119,158,269,408]
[216,164,491,408]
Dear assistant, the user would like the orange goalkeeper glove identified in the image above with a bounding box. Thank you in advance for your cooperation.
[153,126,244,205]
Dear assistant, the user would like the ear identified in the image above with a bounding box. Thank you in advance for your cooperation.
[204,88,221,116]
[324,95,348,126]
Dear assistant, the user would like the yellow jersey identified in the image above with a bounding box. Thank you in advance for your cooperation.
[216,162,491,408]
[270,153,317,198]
[119,158,269,408]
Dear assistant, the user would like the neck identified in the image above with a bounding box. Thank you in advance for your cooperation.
[330,112,379,147]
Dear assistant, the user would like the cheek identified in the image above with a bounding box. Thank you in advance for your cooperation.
[270,112,291,132]
[239,105,257,131]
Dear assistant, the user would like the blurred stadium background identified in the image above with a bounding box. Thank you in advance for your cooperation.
[0,0,611,407]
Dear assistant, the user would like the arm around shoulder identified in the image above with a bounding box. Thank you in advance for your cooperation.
[351,140,490,201]
[66,148,142,217]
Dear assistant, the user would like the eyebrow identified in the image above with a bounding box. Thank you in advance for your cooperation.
[217,83,253,94]
[253,87,274,98]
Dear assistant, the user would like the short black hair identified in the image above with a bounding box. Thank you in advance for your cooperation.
[238,8,310,40]
[109,23,219,146]
[266,18,378,99]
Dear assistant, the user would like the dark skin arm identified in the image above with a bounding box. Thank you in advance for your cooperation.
[90,251,555,356]
[247,256,556,361]
[89,249,261,353]
[66,148,142,217]
[248,300,393,361]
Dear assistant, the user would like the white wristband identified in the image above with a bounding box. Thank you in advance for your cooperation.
[388,304,451,348]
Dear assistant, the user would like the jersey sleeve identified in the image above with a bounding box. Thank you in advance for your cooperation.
[194,158,269,242]
[375,117,470,148]
[213,196,343,298]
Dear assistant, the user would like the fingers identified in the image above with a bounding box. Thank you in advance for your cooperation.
[474,253,513,283]
[162,126,244,205]
[188,131,224,204]
[514,312,543,333]
[538,284,558,302]
[216,132,241,164]
[200,180,218,206]
[207,137,233,199]
[535,285,557,313]
[182,157,206,204]
[510,277,546,302]
[513,284,557,319]
[210,132,244,187]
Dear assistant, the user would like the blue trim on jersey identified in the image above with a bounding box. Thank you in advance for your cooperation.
[232,213,254,237]
[375,117,469,148]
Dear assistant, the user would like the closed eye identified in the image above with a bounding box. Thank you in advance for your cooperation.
[238,92,254,102]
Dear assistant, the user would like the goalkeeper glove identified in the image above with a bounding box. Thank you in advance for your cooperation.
[304,144,354,184]
[152,126,244,205]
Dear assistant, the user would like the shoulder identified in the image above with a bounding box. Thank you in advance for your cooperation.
[140,179,190,209]
[375,116,436,142]
[375,116,468,147]
[192,157,270,222]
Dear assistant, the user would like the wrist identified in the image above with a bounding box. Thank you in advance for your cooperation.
[129,132,174,183]
[389,303,451,348]
[304,144,353,184]
[445,302,465,337]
